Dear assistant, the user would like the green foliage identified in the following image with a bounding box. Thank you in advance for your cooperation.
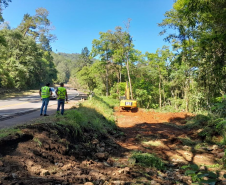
[33,137,42,147]
[0,128,22,139]
[222,150,226,169]
[0,8,57,89]
[185,114,226,144]
[0,0,11,22]
[159,0,226,112]
[130,151,165,170]
[55,95,117,137]
[178,136,197,146]
[211,95,226,117]
[110,82,126,99]
[181,164,221,184]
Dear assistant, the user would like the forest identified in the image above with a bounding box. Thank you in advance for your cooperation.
[1,0,226,114]
[1,1,226,184]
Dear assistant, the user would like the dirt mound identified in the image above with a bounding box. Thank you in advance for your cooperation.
[0,123,131,184]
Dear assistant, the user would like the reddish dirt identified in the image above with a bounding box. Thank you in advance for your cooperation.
[114,109,223,166]
[0,108,225,185]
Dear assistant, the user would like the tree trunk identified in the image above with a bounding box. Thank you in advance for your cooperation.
[126,54,133,99]
[159,80,161,109]
[158,66,162,109]
[106,64,109,96]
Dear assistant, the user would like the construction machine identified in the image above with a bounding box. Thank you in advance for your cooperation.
[119,82,138,112]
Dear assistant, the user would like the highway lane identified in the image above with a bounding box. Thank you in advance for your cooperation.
[0,89,79,117]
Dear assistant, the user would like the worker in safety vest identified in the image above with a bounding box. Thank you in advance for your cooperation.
[39,83,52,116]
[56,82,68,115]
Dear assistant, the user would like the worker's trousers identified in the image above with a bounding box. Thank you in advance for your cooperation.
[40,98,49,115]
[57,99,65,115]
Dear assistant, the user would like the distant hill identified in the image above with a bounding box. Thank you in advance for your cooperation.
[51,52,81,83]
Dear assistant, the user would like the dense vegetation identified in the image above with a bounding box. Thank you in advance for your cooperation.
[1,0,226,115]
[51,48,93,85]
[71,0,226,115]
[0,4,57,89]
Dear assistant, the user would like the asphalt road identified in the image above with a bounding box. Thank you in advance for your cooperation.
[0,89,83,129]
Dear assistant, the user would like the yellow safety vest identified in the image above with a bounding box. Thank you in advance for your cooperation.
[41,86,50,98]
[57,87,66,99]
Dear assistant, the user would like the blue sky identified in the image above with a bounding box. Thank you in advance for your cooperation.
[2,0,175,54]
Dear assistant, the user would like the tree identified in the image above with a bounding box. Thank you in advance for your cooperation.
[91,31,114,96]
[18,8,56,51]
[0,0,11,22]
[159,0,226,110]
[146,46,172,109]
[77,47,92,69]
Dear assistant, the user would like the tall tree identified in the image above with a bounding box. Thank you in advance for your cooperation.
[18,8,56,51]
[0,0,11,22]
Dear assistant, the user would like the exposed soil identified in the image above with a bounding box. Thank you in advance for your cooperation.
[115,109,222,166]
[0,108,225,185]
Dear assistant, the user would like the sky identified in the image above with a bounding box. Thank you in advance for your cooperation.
[2,0,175,54]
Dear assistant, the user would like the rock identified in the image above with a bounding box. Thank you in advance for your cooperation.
[103,162,111,167]
[199,166,207,171]
[12,173,17,178]
[151,180,157,184]
[57,162,64,167]
[89,170,100,177]
[95,152,109,159]
[98,147,105,152]
[212,145,219,150]
[92,139,99,144]
[0,161,3,167]
[216,152,225,158]
[107,158,114,165]
[182,145,191,150]
[124,167,130,173]
[84,182,94,185]
[40,169,50,176]
[25,159,34,167]
[99,142,105,147]
[118,167,130,174]
[207,147,213,151]
[111,181,125,185]
[61,163,72,171]
[30,165,42,175]
[112,162,121,167]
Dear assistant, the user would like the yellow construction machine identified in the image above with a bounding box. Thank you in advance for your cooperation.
[119,82,138,112]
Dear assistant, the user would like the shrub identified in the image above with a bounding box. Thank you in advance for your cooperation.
[130,151,165,170]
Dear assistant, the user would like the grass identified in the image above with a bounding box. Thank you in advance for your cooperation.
[130,151,165,170]
[194,142,207,150]
[203,164,222,168]
[177,136,198,146]
[0,128,22,139]
[0,89,39,100]
[39,95,119,138]
[0,95,118,141]
[33,137,42,147]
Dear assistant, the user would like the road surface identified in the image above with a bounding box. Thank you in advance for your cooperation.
[0,89,85,129]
